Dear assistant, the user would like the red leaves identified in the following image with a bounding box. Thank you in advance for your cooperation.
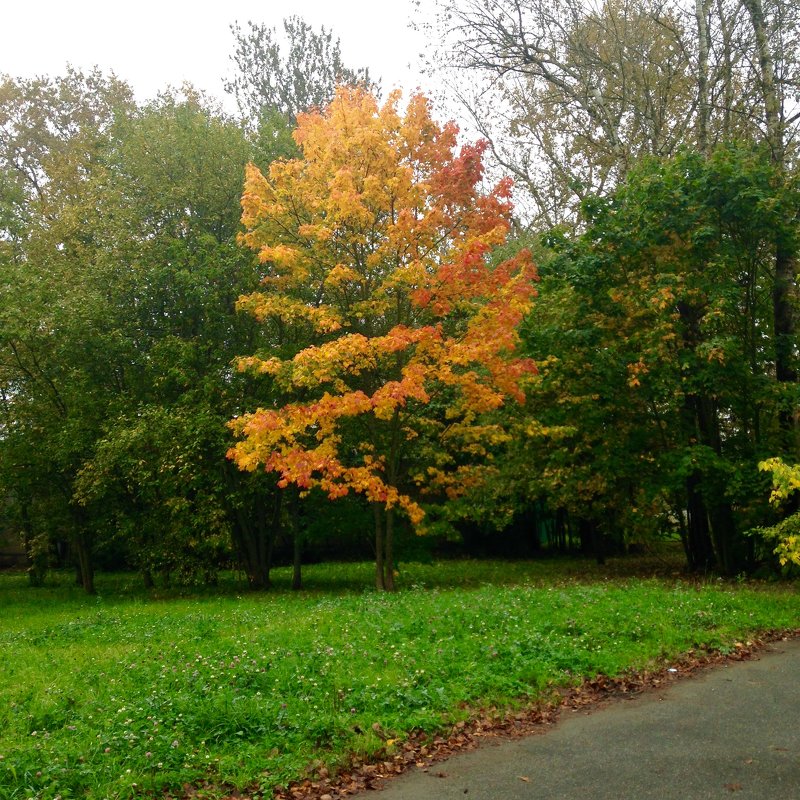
[229,87,539,526]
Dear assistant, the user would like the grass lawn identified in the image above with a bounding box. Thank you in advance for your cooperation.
[0,558,798,799]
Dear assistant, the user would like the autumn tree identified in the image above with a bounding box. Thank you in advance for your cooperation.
[228,87,538,590]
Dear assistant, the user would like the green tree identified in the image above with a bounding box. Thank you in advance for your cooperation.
[0,68,136,591]
[524,146,798,573]
[225,15,376,124]
[0,76,296,591]
[72,89,289,589]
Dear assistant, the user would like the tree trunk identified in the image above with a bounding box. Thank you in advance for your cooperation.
[708,501,741,576]
[695,0,710,153]
[555,507,568,553]
[742,0,797,450]
[383,507,396,591]
[73,532,95,595]
[678,299,741,572]
[230,490,278,590]
[373,502,385,591]
[773,243,799,447]
[685,474,716,572]
[20,504,47,587]
[291,492,302,591]
[578,518,605,564]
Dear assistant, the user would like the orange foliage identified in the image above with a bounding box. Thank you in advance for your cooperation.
[228,87,538,528]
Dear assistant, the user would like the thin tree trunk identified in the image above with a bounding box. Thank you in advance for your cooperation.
[773,247,797,389]
[715,0,736,141]
[742,0,797,450]
[384,507,396,591]
[20,504,47,587]
[695,0,710,153]
[74,532,95,595]
[291,491,302,591]
[742,0,783,161]
[373,502,385,591]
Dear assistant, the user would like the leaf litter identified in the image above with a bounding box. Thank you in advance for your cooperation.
[200,629,798,800]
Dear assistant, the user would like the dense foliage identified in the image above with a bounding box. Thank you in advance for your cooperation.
[228,88,537,589]
[518,148,799,573]
[0,6,798,588]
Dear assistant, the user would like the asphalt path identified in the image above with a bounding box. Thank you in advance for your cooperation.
[375,638,800,800]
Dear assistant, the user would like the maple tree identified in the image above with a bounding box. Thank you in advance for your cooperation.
[228,87,537,589]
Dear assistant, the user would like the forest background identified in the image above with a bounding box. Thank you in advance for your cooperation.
[1,0,799,593]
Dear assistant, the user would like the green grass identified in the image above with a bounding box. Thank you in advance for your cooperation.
[0,559,798,799]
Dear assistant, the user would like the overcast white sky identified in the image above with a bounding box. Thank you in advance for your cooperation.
[3,0,433,108]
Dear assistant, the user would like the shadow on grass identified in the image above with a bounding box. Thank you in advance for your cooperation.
[0,546,692,608]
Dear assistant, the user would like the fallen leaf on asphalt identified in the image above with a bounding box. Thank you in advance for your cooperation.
[264,629,797,800]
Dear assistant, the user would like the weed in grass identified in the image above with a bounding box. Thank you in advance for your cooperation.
[0,561,797,799]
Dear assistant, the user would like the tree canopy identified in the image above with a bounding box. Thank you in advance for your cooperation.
[228,87,538,589]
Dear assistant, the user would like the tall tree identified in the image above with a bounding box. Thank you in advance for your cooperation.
[0,76,294,590]
[526,147,797,573]
[228,87,538,590]
[72,89,289,589]
[428,0,799,228]
[0,68,136,591]
[431,0,799,537]
[428,0,700,226]
[740,0,799,448]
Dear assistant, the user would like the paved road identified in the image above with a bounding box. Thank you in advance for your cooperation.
[375,639,800,800]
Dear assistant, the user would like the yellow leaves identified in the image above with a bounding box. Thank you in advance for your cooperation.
[230,85,537,530]
[525,420,576,440]
[324,263,360,288]
[291,334,375,388]
[773,537,800,567]
[650,285,676,311]
[759,458,800,505]
[235,292,341,334]
[754,458,800,566]
[298,223,333,241]
[256,243,303,268]
[235,355,283,376]
[239,161,272,229]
